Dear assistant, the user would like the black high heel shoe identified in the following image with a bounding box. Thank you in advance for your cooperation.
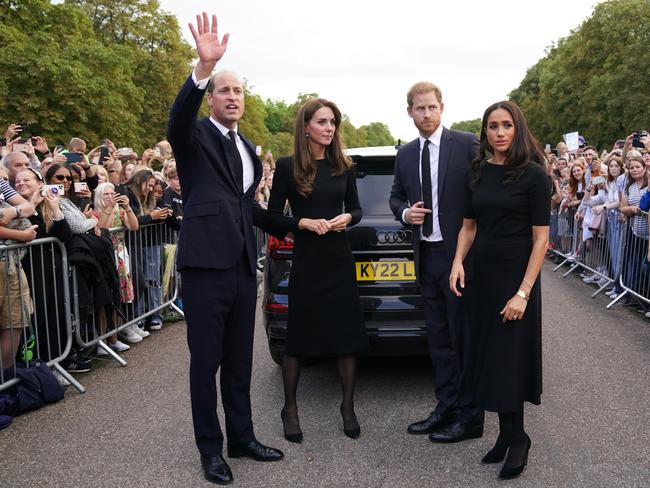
[481,434,511,464]
[499,434,530,479]
[340,405,361,439]
[280,407,303,444]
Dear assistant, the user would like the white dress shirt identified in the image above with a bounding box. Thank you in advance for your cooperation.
[191,69,254,193]
[403,125,444,242]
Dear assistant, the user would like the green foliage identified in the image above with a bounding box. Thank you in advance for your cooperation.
[451,118,482,136]
[0,0,395,156]
[509,0,650,148]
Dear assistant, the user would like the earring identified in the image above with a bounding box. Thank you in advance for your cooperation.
[305,133,309,138]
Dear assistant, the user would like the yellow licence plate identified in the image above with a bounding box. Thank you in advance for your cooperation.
[356,261,416,281]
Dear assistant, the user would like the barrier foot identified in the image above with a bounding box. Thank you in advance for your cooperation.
[553,258,569,272]
[606,290,628,310]
[170,302,185,318]
[591,280,612,298]
[96,340,127,367]
[52,362,86,394]
[562,263,580,278]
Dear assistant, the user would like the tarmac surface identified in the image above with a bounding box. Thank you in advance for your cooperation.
[1,262,649,487]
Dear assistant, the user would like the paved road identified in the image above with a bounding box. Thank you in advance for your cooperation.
[1,263,649,487]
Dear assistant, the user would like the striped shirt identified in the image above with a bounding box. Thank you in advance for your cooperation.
[626,182,649,239]
[0,179,18,202]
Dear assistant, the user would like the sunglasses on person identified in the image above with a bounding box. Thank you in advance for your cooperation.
[53,174,73,182]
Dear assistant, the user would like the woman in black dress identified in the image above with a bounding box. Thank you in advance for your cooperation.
[267,98,368,442]
[449,101,550,479]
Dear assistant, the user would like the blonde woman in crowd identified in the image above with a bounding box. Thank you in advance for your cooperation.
[94,182,143,345]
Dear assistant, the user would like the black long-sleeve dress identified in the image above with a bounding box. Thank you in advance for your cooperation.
[267,157,368,356]
[463,161,550,412]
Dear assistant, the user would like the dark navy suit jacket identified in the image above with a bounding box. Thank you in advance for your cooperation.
[168,75,272,274]
[389,127,479,279]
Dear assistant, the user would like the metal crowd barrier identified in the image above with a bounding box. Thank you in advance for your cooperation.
[71,222,183,366]
[0,238,82,393]
[607,210,650,309]
[255,227,267,269]
[550,207,650,310]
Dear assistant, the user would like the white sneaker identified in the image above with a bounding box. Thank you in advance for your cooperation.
[135,326,150,338]
[120,325,143,344]
[582,274,598,283]
[596,277,609,286]
[149,321,163,331]
[96,345,110,356]
[110,340,131,352]
[605,290,616,297]
[645,311,650,319]
[52,369,71,387]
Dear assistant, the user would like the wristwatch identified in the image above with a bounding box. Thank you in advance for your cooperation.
[516,289,529,301]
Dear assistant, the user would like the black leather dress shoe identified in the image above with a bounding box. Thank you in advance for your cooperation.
[200,455,233,485]
[428,420,484,443]
[407,412,453,435]
[227,440,284,462]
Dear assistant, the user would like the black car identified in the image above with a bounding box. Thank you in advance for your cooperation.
[262,146,427,365]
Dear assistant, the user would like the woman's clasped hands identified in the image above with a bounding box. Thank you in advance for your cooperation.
[299,213,352,235]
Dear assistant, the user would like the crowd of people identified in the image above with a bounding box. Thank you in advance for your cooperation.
[546,131,650,308]
[0,124,185,384]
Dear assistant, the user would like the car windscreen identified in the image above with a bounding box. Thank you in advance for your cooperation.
[353,156,395,216]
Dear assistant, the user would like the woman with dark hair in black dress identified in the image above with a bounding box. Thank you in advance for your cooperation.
[449,100,550,479]
[266,98,368,443]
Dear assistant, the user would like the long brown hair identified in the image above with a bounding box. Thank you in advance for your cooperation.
[127,169,156,216]
[293,98,352,197]
[472,100,544,186]
[568,160,586,196]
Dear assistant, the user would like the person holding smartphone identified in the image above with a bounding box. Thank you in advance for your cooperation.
[125,169,172,331]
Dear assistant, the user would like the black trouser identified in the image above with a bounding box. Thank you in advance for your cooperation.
[181,255,257,457]
[419,241,480,423]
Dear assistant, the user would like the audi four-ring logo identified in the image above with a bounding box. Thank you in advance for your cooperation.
[377,230,412,244]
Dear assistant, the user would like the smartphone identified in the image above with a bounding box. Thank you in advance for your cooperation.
[12,142,30,153]
[115,185,128,197]
[65,152,84,164]
[74,182,88,193]
[54,144,65,153]
[551,149,559,157]
[632,131,647,149]
[591,176,605,185]
[31,137,38,146]
[98,146,111,165]
[44,184,65,196]
[544,144,551,153]
[18,123,30,137]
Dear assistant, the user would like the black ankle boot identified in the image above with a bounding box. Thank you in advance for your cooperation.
[499,434,530,479]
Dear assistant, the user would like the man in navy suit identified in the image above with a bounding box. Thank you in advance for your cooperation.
[167,13,283,485]
[389,81,483,443]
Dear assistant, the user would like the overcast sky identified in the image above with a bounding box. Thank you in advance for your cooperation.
[160,0,598,142]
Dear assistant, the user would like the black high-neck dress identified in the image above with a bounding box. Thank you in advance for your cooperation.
[267,157,368,356]
[463,161,550,412]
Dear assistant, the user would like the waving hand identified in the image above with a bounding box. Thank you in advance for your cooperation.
[189,13,230,80]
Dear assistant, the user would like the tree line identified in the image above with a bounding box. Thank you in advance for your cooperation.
[452,0,649,149]
[0,0,395,155]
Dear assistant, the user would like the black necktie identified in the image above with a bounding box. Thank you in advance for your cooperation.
[228,130,244,192]
[421,140,433,237]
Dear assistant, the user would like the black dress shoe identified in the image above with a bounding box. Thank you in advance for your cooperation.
[200,455,233,485]
[227,440,284,462]
[428,420,484,443]
[281,407,304,443]
[407,411,453,435]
